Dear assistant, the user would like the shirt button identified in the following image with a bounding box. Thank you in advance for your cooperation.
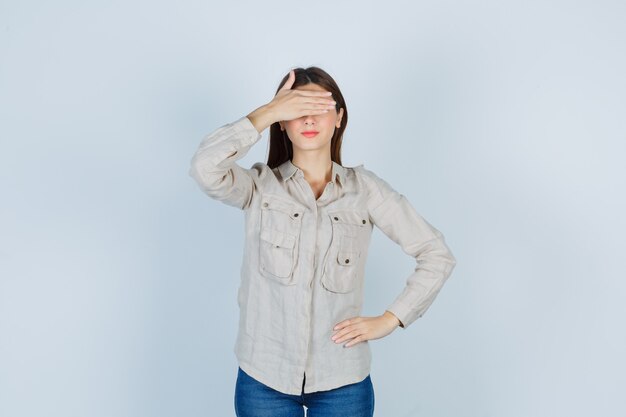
[294,213,299,217]
[345,258,350,263]
[362,219,366,224]
[333,216,339,221]
[263,202,268,207]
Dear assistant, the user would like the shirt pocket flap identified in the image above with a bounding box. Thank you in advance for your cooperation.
[262,194,306,220]
[328,209,369,226]
[336,249,359,266]
[260,228,296,249]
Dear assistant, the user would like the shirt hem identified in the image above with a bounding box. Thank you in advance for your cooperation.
[236,359,372,396]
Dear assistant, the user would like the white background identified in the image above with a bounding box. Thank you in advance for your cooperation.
[1,1,625,416]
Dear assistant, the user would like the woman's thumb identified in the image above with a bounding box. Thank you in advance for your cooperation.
[279,69,295,91]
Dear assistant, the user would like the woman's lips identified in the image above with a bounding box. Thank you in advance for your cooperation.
[302,131,319,138]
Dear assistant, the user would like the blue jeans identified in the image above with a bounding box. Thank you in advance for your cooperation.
[234,367,375,417]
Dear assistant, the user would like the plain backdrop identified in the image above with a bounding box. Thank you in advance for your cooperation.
[1,1,625,416]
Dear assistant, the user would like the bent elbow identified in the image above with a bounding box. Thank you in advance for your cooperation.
[448,251,457,267]
[188,155,206,180]
[443,248,458,278]
[188,154,222,188]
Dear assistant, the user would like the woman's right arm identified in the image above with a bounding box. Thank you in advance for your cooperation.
[188,105,274,210]
[188,69,336,209]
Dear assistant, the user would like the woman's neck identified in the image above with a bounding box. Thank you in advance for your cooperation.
[291,155,333,185]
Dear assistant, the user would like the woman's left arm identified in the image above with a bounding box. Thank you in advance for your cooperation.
[331,167,457,347]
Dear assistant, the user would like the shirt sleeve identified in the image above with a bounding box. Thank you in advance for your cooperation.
[189,116,262,210]
[359,167,457,329]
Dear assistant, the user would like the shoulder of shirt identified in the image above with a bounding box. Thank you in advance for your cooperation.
[247,161,289,186]
[351,164,401,201]
[351,163,385,186]
[249,161,272,177]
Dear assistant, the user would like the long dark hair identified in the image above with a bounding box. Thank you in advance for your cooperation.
[266,66,348,168]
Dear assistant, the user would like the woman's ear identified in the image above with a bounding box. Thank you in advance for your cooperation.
[336,108,344,128]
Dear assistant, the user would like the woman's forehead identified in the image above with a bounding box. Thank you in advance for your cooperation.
[295,83,328,92]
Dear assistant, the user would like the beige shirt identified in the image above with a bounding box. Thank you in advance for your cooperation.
[189,115,457,395]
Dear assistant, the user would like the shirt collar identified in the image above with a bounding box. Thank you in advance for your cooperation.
[278,159,345,185]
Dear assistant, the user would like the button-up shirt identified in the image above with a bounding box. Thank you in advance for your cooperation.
[188,115,457,395]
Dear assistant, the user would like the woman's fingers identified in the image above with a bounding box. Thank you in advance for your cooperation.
[296,89,333,97]
[330,315,398,347]
[284,101,334,119]
[296,92,336,108]
[270,70,336,120]
[344,336,365,348]
[300,97,336,107]
[332,328,362,344]
[297,107,333,118]
[297,102,336,110]
[279,69,295,91]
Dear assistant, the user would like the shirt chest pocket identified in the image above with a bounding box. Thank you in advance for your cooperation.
[322,209,370,293]
[258,194,305,284]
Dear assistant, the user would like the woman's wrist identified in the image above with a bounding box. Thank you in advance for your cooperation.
[383,310,401,328]
[246,104,276,134]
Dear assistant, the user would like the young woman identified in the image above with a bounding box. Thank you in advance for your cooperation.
[189,67,457,417]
